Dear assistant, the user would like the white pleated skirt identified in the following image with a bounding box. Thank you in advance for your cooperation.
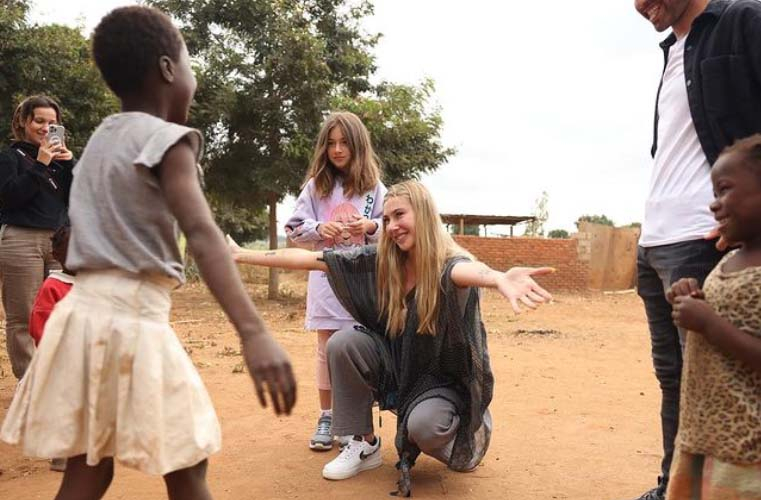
[0,270,221,475]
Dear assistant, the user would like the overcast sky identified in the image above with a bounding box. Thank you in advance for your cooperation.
[29,0,666,234]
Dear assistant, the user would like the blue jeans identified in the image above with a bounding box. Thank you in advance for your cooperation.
[636,239,724,488]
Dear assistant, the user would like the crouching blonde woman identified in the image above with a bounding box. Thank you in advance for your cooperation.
[228,180,553,496]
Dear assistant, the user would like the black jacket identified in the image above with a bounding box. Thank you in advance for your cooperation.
[652,0,761,165]
[0,141,74,229]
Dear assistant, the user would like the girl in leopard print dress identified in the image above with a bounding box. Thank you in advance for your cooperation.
[665,135,761,500]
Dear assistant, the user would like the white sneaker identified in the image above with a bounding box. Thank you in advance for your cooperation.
[322,436,382,480]
[336,434,353,449]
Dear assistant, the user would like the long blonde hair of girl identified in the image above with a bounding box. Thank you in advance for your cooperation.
[377,181,472,337]
[304,111,382,198]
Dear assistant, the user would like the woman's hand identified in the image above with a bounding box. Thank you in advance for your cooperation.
[37,136,64,166]
[497,267,554,313]
[226,234,244,262]
[671,295,716,334]
[54,143,73,161]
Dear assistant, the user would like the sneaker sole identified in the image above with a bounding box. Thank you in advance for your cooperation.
[309,441,333,451]
[322,453,382,480]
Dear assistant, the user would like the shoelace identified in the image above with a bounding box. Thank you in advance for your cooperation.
[315,417,331,436]
[337,438,377,462]
[337,440,364,461]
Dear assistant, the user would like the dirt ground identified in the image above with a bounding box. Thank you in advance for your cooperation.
[0,270,665,499]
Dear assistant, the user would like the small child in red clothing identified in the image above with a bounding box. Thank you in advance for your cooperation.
[29,223,74,346]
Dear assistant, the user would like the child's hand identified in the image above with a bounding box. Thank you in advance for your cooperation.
[671,295,716,333]
[497,267,554,313]
[317,221,344,240]
[346,215,376,236]
[241,334,297,415]
[666,278,704,304]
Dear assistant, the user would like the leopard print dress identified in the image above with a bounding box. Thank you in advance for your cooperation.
[676,251,761,465]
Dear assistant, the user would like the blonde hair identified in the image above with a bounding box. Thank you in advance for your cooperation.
[304,112,382,198]
[377,181,472,337]
[11,95,62,142]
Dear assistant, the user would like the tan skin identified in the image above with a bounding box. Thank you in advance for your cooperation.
[666,152,761,376]
[55,43,295,500]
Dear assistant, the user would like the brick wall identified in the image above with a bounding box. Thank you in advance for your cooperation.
[453,235,589,291]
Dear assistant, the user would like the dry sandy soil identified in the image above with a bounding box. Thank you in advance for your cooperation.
[0,270,665,499]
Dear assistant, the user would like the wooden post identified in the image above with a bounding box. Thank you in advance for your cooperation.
[459,217,464,235]
[267,192,279,300]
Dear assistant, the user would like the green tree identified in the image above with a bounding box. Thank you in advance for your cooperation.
[575,214,615,229]
[0,0,31,124]
[149,0,380,297]
[0,4,118,153]
[151,0,453,297]
[524,191,548,237]
[547,229,569,239]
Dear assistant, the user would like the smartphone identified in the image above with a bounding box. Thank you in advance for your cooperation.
[47,124,65,145]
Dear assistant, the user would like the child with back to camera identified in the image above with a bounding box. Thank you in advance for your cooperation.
[0,6,296,500]
[665,134,761,500]
[285,112,386,451]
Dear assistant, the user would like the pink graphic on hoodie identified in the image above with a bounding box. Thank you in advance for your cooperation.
[284,178,387,329]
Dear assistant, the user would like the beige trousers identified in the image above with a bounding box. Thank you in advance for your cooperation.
[0,225,58,379]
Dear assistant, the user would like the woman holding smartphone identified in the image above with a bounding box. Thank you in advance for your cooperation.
[0,95,74,379]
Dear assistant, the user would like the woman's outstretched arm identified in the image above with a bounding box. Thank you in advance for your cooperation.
[227,235,328,272]
[451,261,554,313]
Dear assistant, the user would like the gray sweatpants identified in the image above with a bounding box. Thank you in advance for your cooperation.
[327,327,459,465]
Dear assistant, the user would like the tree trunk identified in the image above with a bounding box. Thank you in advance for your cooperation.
[267,192,279,299]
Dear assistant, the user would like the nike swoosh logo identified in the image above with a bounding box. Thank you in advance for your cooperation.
[359,447,378,460]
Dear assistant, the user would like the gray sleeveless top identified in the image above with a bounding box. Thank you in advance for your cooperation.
[68,112,203,284]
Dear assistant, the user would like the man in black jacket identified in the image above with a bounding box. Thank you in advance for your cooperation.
[631,1,761,499]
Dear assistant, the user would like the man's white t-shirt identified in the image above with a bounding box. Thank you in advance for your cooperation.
[640,34,716,247]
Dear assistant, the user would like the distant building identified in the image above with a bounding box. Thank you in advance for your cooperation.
[440,214,535,237]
